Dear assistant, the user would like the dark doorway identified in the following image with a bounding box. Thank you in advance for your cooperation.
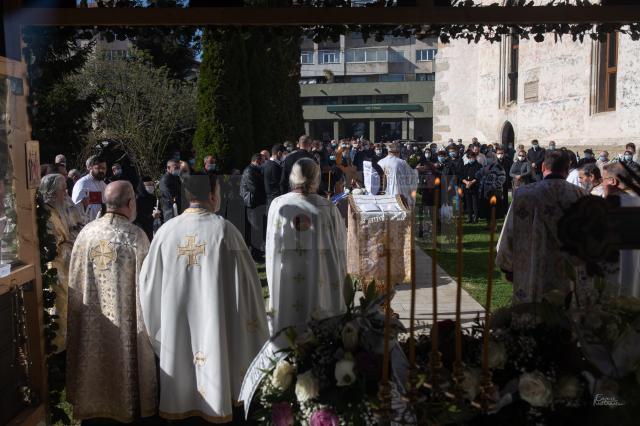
[501,121,515,148]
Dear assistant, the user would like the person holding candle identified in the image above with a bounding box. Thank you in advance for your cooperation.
[496,150,591,304]
[461,152,483,223]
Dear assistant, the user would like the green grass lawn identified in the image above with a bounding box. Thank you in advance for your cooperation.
[416,219,513,310]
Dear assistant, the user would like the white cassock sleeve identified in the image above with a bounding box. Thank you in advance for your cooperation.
[139,230,164,353]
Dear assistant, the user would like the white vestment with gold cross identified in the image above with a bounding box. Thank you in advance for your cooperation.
[266,192,347,336]
[139,208,268,423]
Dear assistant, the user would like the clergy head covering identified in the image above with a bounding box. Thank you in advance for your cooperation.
[39,173,66,205]
[182,172,217,202]
[289,158,320,194]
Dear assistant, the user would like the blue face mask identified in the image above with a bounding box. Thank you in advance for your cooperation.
[583,153,592,160]
[448,151,457,158]
[188,159,196,167]
[329,155,336,161]
[171,169,180,176]
[113,169,122,177]
[438,156,446,163]
[624,154,633,162]
[599,156,607,162]
[206,164,216,172]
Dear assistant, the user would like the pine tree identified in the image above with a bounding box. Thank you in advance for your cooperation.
[193,28,254,173]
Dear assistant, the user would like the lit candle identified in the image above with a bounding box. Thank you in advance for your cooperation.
[378,217,393,418]
[408,204,417,368]
[454,188,464,382]
[481,195,498,409]
[429,177,442,396]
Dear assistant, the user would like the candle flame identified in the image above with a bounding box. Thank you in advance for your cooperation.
[490,195,497,206]
[435,177,441,186]
[457,187,463,197]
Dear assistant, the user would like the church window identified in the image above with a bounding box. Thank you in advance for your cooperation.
[595,32,618,112]
[508,35,519,103]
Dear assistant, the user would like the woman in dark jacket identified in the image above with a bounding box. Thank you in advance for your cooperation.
[135,176,159,241]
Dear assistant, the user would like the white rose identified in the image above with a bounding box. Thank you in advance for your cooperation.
[341,322,359,351]
[487,340,507,370]
[461,368,480,401]
[519,371,553,407]
[271,360,295,391]
[295,370,320,402]
[335,358,356,387]
[554,375,582,400]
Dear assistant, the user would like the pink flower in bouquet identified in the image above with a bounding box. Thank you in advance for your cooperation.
[310,409,339,426]
[271,402,294,426]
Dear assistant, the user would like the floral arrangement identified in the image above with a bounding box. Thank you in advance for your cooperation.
[409,292,640,425]
[253,278,405,426]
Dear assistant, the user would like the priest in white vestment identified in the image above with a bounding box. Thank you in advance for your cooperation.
[497,151,590,304]
[266,158,347,336]
[139,173,269,423]
[378,142,418,208]
[66,181,157,423]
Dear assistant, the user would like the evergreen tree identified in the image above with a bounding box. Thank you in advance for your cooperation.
[22,26,96,167]
[193,28,254,173]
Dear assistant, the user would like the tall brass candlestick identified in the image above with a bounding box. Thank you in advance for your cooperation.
[453,187,465,401]
[428,177,442,398]
[378,217,393,421]
[327,170,332,195]
[480,195,498,411]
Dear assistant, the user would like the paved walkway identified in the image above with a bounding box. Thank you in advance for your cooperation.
[361,247,485,333]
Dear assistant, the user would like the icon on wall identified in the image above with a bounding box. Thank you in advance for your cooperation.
[26,141,40,189]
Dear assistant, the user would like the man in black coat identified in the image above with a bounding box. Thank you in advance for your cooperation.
[158,159,183,222]
[527,139,546,182]
[496,147,513,215]
[134,177,159,241]
[461,152,483,223]
[280,135,316,194]
[263,144,285,209]
[241,153,268,259]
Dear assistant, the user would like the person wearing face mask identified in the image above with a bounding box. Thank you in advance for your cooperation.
[134,177,159,241]
[547,141,557,152]
[577,148,596,167]
[496,148,513,213]
[526,139,545,182]
[625,142,639,163]
[203,154,217,175]
[108,163,126,184]
[596,150,609,170]
[620,149,640,173]
[66,180,159,424]
[263,144,286,211]
[509,150,532,193]
[159,159,184,222]
[353,139,375,172]
[72,155,108,222]
[374,143,385,161]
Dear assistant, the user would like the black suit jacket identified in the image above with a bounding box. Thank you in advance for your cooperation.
[263,159,282,205]
[279,150,316,194]
[159,173,183,221]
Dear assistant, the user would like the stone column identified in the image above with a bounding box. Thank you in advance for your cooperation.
[333,120,340,140]
[369,119,376,142]
[408,118,415,140]
[402,118,408,139]
[304,121,311,136]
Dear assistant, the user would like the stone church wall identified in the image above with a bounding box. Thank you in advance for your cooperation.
[434,23,640,152]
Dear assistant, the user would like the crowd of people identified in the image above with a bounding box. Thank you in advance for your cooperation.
[36,135,639,425]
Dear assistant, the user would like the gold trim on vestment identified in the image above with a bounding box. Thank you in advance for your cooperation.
[159,410,233,423]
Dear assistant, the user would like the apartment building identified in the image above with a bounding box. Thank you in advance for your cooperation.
[300,34,437,142]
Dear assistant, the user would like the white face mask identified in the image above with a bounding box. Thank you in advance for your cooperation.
[375,150,382,156]
[144,185,154,195]
[518,156,525,161]
[497,154,504,160]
